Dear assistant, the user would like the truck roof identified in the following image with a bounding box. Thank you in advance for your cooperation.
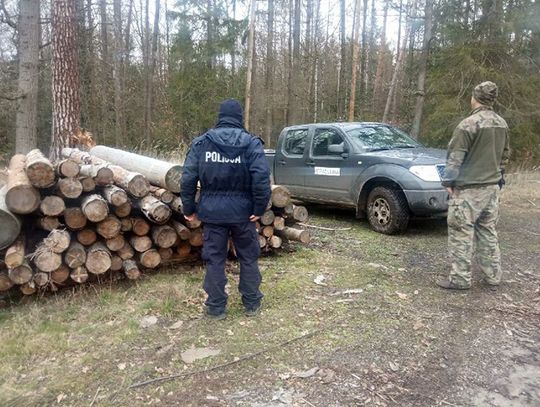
[283,122,388,131]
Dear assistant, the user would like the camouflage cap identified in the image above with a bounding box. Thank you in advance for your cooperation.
[472,81,498,106]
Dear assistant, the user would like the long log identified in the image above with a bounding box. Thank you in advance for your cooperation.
[6,155,41,214]
[158,247,173,261]
[86,243,111,274]
[110,255,123,271]
[123,259,140,280]
[137,195,172,224]
[81,194,109,223]
[90,145,183,193]
[273,216,285,231]
[5,235,25,269]
[34,272,50,287]
[56,177,83,199]
[114,201,132,218]
[40,195,65,216]
[65,242,86,268]
[271,185,291,208]
[260,210,275,226]
[33,248,62,272]
[64,207,87,230]
[79,164,114,186]
[170,196,183,214]
[96,215,122,239]
[8,262,33,284]
[37,216,61,231]
[77,228,97,246]
[105,234,126,251]
[56,158,80,178]
[258,235,267,248]
[44,229,71,253]
[70,266,89,283]
[116,242,134,260]
[188,228,204,247]
[171,220,191,240]
[150,186,174,204]
[80,177,96,192]
[25,149,56,188]
[0,270,14,291]
[120,218,133,232]
[131,217,151,236]
[130,235,152,252]
[102,185,128,207]
[292,205,309,222]
[138,249,161,269]
[276,227,311,244]
[261,226,274,238]
[152,225,177,248]
[184,217,201,229]
[20,281,36,295]
[0,186,22,250]
[51,264,70,284]
[269,235,282,249]
[177,241,191,257]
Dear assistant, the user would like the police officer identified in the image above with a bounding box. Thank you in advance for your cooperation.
[180,99,271,319]
[438,81,510,290]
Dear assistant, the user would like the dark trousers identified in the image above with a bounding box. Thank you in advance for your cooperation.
[202,222,263,314]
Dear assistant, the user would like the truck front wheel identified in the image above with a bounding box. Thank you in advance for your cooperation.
[367,187,409,234]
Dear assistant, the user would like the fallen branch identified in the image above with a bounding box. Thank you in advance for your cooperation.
[297,223,351,231]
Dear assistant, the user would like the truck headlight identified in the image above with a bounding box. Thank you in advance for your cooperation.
[409,165,441,182]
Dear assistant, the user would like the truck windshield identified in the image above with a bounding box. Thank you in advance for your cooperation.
[346,125,422,151]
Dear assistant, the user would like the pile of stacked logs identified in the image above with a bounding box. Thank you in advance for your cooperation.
[0,146,310,296]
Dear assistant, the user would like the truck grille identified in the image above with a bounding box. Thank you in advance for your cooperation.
[436,165,446,179]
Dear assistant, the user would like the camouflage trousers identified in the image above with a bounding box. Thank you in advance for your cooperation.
[447,185,502,288]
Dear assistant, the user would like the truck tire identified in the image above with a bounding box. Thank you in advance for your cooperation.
[367,186,409,234]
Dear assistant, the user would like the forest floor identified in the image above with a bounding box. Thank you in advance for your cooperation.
[0,172,539,407]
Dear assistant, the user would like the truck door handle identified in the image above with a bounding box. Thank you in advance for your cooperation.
[305,160,315,166]
[278,160,286,165]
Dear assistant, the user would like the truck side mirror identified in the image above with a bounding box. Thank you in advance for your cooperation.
[328,143,345,154]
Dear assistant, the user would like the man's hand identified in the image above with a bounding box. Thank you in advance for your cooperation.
[184,213,199,222]
[249,215,260,222]
[446,187,454,196]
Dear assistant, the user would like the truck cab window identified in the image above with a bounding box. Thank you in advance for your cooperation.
[283,129,308,156]
[312,129,345,157]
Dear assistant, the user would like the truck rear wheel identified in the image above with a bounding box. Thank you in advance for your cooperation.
[367,186,409,234]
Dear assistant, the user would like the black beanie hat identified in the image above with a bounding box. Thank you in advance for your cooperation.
[218,99,244,123]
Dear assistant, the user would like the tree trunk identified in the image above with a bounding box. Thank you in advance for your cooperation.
[348,0,362,121]
[15,0,40,154]
[113,0,125,146]
[51,0,81,161]
[338,0,346,119]
[264,0,274,144]
[244,0,257,130]
[373,0,388,109]
[383,22,409,123]
[359,0,369,109]
[144,0,160,144]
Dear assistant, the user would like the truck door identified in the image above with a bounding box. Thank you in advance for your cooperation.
[303,127,356,204]
[274,127,309,196]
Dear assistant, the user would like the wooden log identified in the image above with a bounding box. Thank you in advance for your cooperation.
[110,255,123,271]
[177,241,191,257]
[273,216,286,231]
[261,226,274,238]
[130,235,152,252]
[123,259,140,280]
[80,177,96,192]
[138,248,161,269]
[37,216,61,231]
[79,164,114,186]
[81,194,109,223]
[189,228,203,247]
[170,196,183,214]
[51,264,70,284]
[116,242,134,260]
[131,217,150,236]
[150,186,174,204]
[56,177,83,199]
[171,220,191,240]
[33,272,50,287]
[25,149,56,188]
[65,242,86,268]
[20,281,36,295]
[96,215,122,239]
[0,186,22,250]
[44,229,71,253]
[114,201,132,218]
[8,262,33,284]
[102,185,128,207]
[276,227,311,244]
[56,158,80,178]
[292,205,309,222]
[70,266,88,283]
[90,145,183,192]
[158,247,173,261]
[109,165,149,198]
[271,185,291,208]
[152,225,177,248]
[258,235,267,248]
[5,235,25,269]
[64,207,87,230]
[137,195,172,224]
[40,195,65,216]
[77,228,97,246]
[0,270,14,291]
[268,235,282,249]
[106,234,126,252]
[184,217,201,229]
[260,210,275,226]
[34,249,62,272]
[282,203,294,217]
[86,243,112,274]
[120,218,133,232]
[6,155,41,214]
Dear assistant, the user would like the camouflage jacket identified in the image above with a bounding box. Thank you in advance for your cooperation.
[442,106,510,188]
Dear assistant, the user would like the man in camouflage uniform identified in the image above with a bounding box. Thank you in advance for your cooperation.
[438,81,510,290]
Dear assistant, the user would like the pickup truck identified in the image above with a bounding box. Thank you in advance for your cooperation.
[265,122,449,234]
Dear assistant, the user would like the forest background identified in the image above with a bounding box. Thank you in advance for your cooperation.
[0,0,539,163]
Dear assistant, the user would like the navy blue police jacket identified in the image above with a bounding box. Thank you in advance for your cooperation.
[180,123,271,224]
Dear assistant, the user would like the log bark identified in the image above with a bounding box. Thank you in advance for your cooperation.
[116,242,134,260]
[106,234,126,251]
[9,262,33,284]
[65,242,86,268]
[114,201,132,218]
[0,186,22,250]
[5,235,26,269]
[110,255,123,271]
[131,218,150,236]
[56,158,80,178]
[44,229,71,253]
[34,271,50,287]
[57,177,83,199]
[137,195,172,224]
[102,185,128,207]
[123,259,140,279]
[96,215,122,239]
[64,207,87,230]
[152,225,177,248]
[138,248,161,269]
[70,266,89,283]
[81,194,109,222]
[150,186,174,204]
[37,216,61,231]
[130,235,152,252]
[80,177,96,192]
[260,210,275,226]
[51,264,70,283]
[86,243,112,274]
[25,149,56,188]
[276,227,310,244]
[77,228,97,245]
[90,145,183,192]
[188,228,203,247]
[0,270,14,291]
[271,185,291,208]
[6,154,41,214]
[79,164,114,185]
[40,195,65,216]
[171,220,191,240]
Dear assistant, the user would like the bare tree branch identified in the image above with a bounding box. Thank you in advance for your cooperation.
[0,0,17,29]
[0,93,26,101]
